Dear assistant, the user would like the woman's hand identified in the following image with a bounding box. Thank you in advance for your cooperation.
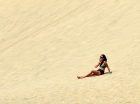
[94,65,97,68]
[95,61,100,68]
[108,71,112,74]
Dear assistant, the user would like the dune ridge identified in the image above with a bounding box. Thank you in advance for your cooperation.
[0,0,140,104]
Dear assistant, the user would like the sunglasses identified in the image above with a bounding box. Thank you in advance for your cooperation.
[100,56,103,58]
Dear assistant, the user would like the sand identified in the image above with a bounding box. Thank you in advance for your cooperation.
[0,0,140,104]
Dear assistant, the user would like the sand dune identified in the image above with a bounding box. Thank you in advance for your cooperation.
[0,0,140,104]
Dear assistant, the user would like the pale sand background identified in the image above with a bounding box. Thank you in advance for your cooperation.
[0,0,140,104]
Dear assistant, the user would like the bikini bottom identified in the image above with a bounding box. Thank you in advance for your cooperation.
[97,69,104,75]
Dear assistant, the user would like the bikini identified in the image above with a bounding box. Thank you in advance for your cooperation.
[100,64,106,68]
[97,63,106,75]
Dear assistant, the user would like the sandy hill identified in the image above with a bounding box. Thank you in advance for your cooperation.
[0,0,140,104]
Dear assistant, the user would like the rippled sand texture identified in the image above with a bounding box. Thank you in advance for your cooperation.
[0,0,140,104]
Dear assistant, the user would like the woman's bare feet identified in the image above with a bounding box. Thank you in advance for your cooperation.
[77,76,85,79]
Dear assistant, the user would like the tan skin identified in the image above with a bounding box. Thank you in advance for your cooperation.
[77,56,111,79]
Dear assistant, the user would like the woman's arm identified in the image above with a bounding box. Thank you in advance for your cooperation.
[105,62,111,72]
[94,61,100,68]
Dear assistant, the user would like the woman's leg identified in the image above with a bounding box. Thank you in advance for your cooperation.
[77,70,101,79]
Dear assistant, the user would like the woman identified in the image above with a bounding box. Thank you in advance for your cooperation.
[77,54,111,79]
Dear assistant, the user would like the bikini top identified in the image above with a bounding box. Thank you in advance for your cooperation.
[100,63,106,68]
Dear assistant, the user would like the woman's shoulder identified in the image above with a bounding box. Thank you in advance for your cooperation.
[104,61,107,64]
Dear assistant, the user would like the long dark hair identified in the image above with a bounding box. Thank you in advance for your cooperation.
[99,54,107,66]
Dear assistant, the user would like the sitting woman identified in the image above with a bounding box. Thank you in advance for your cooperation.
[77,54,111,79]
